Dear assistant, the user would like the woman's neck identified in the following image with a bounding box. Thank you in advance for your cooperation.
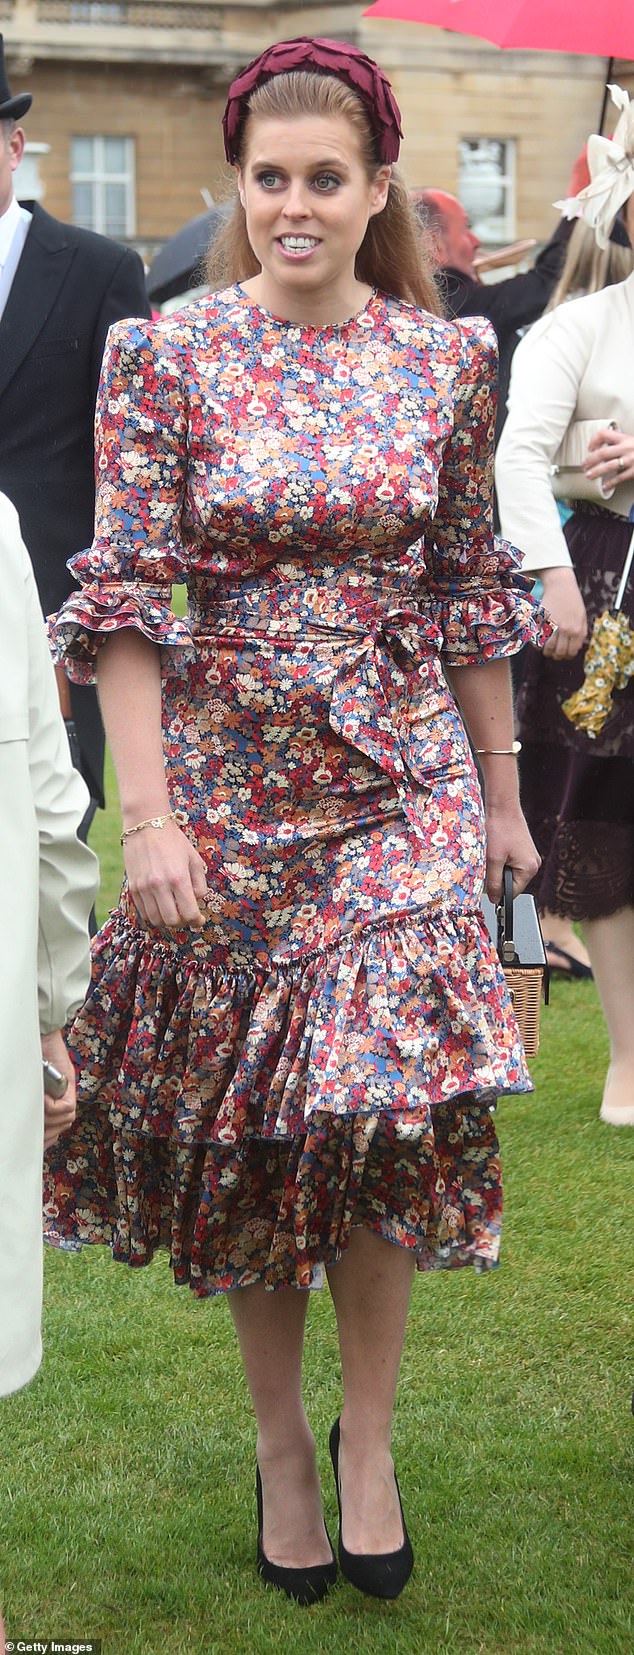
[238,272,374,327]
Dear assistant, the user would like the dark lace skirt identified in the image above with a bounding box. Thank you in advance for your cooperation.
[516,504,634,921]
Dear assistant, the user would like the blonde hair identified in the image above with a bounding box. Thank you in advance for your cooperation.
[207,70,440,314]
[547,217,634,309]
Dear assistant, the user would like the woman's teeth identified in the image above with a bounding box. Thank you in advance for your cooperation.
[279,236,319,251]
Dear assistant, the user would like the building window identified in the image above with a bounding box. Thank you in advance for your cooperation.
[14,142,50,204]
[71,135,135,237]
[458,138,516,245]
[70,3,126,20]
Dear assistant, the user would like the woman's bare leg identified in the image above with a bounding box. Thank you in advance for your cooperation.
[228,1282,333,1567]
[583,905,634,1123]
[327,1227,415,1553]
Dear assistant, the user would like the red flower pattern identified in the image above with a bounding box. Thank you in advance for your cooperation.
[44,287,550,1293]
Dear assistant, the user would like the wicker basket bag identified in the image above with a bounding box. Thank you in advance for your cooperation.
[482,867,549,1059]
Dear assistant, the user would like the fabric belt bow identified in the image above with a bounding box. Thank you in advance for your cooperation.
[326,606,443,839]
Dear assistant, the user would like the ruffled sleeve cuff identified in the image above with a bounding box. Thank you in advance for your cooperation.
[422,537,554,666]
[47,542,195,685]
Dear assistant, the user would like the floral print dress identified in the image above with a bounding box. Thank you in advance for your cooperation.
[44,286,549,1294]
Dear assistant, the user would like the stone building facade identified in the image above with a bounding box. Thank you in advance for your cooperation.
[2,0,633,263]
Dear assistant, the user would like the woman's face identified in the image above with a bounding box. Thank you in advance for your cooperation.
[237,113,390,306]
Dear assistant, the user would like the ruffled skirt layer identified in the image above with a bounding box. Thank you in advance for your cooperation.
[44,609,533,1292]
[43,901,523,1291]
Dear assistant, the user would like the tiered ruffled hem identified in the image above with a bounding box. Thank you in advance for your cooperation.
[43,903,526,1292]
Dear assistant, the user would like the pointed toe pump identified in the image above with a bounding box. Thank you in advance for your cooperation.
[329,1417,414,1600]
[256,1467,338,1606]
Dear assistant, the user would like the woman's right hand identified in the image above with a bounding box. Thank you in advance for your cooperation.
[539,567,588,660]
[123,820,209,930]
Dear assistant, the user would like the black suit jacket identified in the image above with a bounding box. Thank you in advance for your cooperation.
[439,218,572,444]
[0,202,151,804]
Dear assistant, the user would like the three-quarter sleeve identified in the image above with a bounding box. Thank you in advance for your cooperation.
[48,318,196,684]
[423,318,552,664]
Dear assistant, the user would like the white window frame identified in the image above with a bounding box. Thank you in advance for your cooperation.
[70,3,126,23]
[70,135,136,237]
[458,138,516,246]
[14,141,50,203]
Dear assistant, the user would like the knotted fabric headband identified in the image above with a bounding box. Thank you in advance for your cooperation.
[222,36,403,166]
[554,84,634,250]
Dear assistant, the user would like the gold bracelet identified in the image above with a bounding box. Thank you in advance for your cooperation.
[120,809,187,845]
[474,740,522,756]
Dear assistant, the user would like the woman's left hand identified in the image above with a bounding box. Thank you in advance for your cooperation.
[584,426,634,486]
[484,803,541,902]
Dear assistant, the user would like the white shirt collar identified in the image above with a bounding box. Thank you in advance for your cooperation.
[0,195,24,269]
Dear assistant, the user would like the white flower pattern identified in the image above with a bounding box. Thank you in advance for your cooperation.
[44,287,550,1295]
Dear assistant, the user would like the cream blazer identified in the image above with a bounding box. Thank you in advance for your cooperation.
[496,270,634,572]
[0,495,98,1398]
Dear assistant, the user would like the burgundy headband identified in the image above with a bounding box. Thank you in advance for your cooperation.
[222,36,403,167]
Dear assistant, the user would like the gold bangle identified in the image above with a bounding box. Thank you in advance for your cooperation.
[120,809,187,844]
[474,740,522,756]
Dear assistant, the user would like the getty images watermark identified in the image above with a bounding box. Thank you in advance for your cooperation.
[4,1643,102,1653]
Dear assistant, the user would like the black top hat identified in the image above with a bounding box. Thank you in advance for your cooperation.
[0,35,32,121]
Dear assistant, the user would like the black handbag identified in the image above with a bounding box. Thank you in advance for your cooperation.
[481,867,549,1057]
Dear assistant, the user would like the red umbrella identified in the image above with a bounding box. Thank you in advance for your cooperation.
[364,0,634,58]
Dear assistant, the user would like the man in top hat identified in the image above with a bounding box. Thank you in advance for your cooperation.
[0,37,150,855]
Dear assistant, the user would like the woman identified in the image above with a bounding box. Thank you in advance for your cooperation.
[0,494,97,1644]
[505,215,634,982]
[497,85,634,1127]
[44,38,547,1603]
[546,214,633,314]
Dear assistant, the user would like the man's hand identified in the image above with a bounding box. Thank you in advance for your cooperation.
[42,1029,77,1150]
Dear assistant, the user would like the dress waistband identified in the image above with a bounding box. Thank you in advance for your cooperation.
[185,572,433,639]
[185,575,451,843]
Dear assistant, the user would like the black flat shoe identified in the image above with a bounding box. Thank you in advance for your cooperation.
[329,1417,414,1600]
[544,941,593,980]
[256,1466,337,1605]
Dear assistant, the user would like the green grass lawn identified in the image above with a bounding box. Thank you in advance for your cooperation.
[2,760,633,1655]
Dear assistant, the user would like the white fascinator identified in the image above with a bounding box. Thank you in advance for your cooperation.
[554,84,634,250]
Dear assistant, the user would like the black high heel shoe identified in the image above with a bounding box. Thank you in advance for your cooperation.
[256,1466,337,1605]
[329,1417,414,1600]
[544,941,593,980]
